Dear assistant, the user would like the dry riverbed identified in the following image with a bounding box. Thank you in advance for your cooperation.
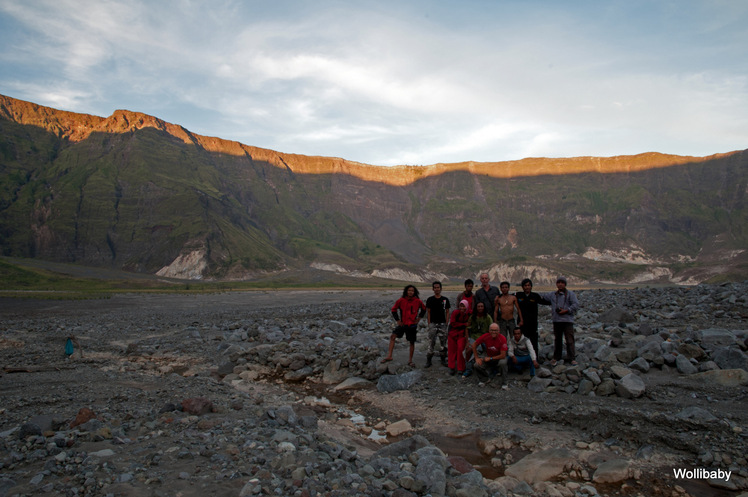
[1,285,747,497]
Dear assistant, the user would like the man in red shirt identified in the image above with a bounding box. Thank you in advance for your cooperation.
[471,323,509,389]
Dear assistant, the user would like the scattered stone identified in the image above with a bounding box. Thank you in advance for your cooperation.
[592,458,630,483]
[675,354,698,375]
[181,397,213,415]
[377,370,423,393]
[675,407,718,423]
[386,419,413,437]
[615,373,646,398]
[504,448,575,484]
[693,369,748,387]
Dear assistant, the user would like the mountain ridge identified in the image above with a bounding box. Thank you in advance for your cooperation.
[0,94,736,184]
[0,93,746,285]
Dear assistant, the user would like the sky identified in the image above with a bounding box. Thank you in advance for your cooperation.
[0,0,747,166]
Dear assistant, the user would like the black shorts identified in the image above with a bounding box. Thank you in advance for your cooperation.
[393,325,418,343]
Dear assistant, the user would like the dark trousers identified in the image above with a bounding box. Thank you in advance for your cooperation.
[520,323,540,360]
[553,322,575,361]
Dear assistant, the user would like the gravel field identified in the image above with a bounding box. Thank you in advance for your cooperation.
[1,285,747,497]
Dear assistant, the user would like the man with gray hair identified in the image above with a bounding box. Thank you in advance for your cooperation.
[474,272,499,318]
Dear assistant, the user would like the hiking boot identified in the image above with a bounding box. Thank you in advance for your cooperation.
[425,354,433,368]
[440,355,448,367]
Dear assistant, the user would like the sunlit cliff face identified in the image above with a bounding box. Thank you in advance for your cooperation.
[0,94,731,187]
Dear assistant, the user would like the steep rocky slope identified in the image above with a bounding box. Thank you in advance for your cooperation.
[1,94,746,284]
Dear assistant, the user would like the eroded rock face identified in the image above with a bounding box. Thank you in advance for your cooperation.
[3,94,748,282]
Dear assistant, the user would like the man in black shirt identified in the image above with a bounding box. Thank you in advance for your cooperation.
[515,278,550,361]
[425,281,450,367]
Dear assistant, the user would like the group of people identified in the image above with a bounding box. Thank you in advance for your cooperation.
[380,273,580,388]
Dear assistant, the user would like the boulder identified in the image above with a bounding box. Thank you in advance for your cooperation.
[333,377,373,391]
[595,380,614,396]
[577,379,594,395]
[712,347,748,371]
[698,328,738,349]
[593,345,615,362]
[377,370,423,393]
[675,354,698,375]
[181,397,213,415]
[609,366,632,379]
[693,369,748,387]
[284,366,314,382]
[615,373,646,398]
[599,307,636,324]
[628,357,650,373]
[527,376,552,393]
[678,343,706,360]
[504,448,574,484]
[592,459,630,483]
[675,406,717,423]
[386,419,413,437]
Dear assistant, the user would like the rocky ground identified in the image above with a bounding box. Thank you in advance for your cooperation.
[0,284,747,497]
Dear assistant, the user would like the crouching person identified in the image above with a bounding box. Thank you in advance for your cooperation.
[508,328,540,377]
[471,323,509,389]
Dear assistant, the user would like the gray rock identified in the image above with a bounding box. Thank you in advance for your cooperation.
[599,307,636,324]
[577,379,594,395]
[615,348,638,364]
[698,328,738,348]
[372,435,431,460]
[592,458,630,483]
[583,369,602,385]
[638,340,662,361]
[609,366,632,379]
[637,323,654,335]
[615,373,646,398]
[377,370,423,393]
[414,446,449,496]
[628,357,650,373]
[504,447,574,484]
[527,376,552,393]
[675,354,698,375]
[18,423,42,439]
[712,346,748,371]
[332,377,373,391]
[593,345,615,362]
[675,406,718,423]
[693,368,748,386]
[678,343,705,360]
[284,366,314,382]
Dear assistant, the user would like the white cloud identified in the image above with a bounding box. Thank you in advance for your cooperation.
[1,0,746,165]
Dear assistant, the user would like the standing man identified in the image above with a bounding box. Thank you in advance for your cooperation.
[425,281,450,368]
[541,276,580,366]
[493,281,523,337]
[455,279,475,315]
[515,278,550,361]
[382,285,427,368]
[474,273,499,319]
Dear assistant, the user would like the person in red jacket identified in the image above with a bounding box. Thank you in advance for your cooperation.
[381,285,426,367]
[447,300,470,375]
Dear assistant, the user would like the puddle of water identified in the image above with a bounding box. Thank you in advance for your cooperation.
[429,431,502,479]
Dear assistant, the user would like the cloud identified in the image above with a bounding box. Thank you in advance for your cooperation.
[1,0,746,165]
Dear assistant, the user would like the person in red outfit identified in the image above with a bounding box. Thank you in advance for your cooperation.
[447,300,470,375]
[472,323,509,388]
[381,285,426,367]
